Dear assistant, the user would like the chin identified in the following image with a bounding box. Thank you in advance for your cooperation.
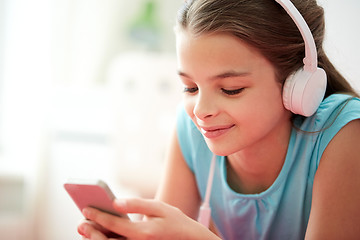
[205,141,239,157]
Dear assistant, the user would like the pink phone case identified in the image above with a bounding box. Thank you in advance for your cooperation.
[64,179,127,218]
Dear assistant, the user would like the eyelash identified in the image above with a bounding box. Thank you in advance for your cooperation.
[183,87,198,93]
[221,88,244,95]
[183,87,244,96]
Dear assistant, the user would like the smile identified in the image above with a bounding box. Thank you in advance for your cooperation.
[200,124,235,139]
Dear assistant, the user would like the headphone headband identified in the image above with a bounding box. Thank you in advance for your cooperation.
[275,0,317,72]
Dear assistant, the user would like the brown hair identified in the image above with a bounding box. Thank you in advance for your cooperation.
[176,0,359,98]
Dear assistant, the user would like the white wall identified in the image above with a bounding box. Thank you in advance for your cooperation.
[320,0,360,91]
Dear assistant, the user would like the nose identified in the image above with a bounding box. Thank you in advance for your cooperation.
[193,90,217,120]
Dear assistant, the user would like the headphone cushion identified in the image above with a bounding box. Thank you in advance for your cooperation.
[283,67,327,116]
[282,70,298,112]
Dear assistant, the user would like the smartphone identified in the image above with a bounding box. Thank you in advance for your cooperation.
[64,178,128,219]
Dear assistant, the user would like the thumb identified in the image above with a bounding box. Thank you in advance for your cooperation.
[113,198,167,217]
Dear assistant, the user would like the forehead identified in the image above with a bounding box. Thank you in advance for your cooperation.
[175,30,270,74]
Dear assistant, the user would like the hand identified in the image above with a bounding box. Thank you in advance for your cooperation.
[78,219,126,240]
[77,198,220,240]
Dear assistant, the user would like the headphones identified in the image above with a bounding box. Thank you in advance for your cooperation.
[276,0,327,117]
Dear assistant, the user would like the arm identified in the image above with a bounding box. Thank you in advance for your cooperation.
[157,129,222,237]
[155,128,202,219]
[305,119,360,239]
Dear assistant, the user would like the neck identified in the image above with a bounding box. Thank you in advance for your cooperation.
[227,123,292,194]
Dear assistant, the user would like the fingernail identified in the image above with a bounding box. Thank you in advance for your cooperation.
[82,208,90,218]
[79,223,88,236]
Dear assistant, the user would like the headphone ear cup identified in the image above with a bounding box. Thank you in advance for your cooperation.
[282,67,327,117]
[282,71,298,113]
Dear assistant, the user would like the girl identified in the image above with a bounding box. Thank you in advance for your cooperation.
[78,0,360,239]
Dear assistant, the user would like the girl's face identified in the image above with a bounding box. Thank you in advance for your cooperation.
[176,31,292,156]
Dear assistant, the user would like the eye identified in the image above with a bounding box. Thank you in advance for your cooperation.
[221,88,244,96]
[183,87,198,94]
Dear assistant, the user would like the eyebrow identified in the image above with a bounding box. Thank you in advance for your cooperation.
[177,70,190,78]
[211,70,250,80]
[177,70,250,80]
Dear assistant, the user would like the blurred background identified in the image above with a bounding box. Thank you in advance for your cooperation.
[0,0,359,239]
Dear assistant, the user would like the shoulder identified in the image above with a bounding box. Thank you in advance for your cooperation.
[294,94,360,164]
[315,93,360,123]
[304,93,360,130]
[176,103,210,171]
[176,103,200,141]
[294,93,360,140]
[305,118,360,239]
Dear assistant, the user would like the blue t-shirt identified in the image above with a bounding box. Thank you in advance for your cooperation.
[176,94,360,240]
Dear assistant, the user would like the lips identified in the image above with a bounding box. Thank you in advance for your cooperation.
[199,124,235,139]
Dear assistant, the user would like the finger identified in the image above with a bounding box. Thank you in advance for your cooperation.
[78,220,92,236]
[113,198,168,217]
[80,217,126,239]
[78,221,107,240]
[83,207,134,237]
[78,220,113,237]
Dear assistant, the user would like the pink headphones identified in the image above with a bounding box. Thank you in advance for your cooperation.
[276,0,327,117]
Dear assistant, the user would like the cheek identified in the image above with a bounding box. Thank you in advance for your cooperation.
[231,90,287,127]
[250,82,285,115]
[254,96,286,121]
